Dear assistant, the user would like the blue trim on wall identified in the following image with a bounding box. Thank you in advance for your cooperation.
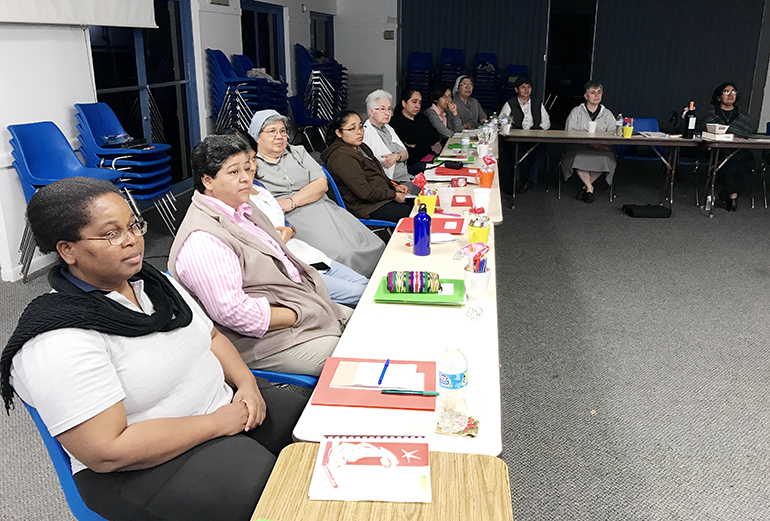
[177,0,201,144]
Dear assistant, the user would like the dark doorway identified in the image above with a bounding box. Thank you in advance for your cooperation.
[241,0,285,81]
[545,0,597,128]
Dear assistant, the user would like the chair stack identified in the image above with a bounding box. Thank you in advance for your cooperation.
[472,53,499,114]
[8,121,123,281]
[404,52,433,109]
[438,48,465,93]
[295,44,348,121]
[288,95,328,152]
[505,64,530,99]
[231,54,289,116]
[74,103,178,235]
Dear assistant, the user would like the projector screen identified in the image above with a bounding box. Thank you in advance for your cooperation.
[0,0,156,29]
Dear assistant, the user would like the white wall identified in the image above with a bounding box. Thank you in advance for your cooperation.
[335,0,398,97]
[0,23,97,281]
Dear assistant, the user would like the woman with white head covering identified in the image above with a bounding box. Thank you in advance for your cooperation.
[248,110,385,277]
[452,75,487,129]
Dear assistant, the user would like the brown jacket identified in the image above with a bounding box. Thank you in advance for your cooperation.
[168,192,345,363]
[320,140,396,219]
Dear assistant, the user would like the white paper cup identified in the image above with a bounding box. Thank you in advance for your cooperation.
[477,143,489,157]
[501,123,511,134]
[437,187,455,207]
[587,121,597,133]
[473,187,491,211]
[464,268,492,300]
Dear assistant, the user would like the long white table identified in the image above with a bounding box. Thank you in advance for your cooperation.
[292,141,503,456]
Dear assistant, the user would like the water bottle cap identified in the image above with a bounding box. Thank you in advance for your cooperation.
[418,203,428,212]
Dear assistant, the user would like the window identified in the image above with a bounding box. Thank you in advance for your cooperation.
[241,1,285,81]
[310,12,334,59]
[88,0,199,183]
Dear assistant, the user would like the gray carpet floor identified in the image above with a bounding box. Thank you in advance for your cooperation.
[3,166,770,519]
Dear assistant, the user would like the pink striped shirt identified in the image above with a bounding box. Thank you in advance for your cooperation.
[175,195,302,338]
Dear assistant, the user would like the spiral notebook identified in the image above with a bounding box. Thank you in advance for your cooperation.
[309,435,431,503]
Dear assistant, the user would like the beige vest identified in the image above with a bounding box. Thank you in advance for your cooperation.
[168,192,345,363]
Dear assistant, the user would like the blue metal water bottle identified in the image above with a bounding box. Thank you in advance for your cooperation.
[413,203,431,256]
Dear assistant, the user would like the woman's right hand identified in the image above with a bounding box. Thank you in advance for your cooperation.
[210,401,249,436]
[448,102,458,115]
[395,192,407,203]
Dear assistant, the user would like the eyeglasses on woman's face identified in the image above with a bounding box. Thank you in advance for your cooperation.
[373,106,393,114]
[342,123,365,133]
[722,89,737,96]
[84,220,148,246]
[262,127,288,137]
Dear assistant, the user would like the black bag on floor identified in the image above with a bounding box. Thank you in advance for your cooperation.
[622,204,671,218]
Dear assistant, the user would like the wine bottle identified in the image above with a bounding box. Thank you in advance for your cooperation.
[683,101,696,139]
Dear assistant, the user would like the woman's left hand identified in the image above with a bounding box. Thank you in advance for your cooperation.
[278,198,293,213]
[276,226,294,243]
[381,153,400,168]
[395,184,409,194]
[233,382,266,432]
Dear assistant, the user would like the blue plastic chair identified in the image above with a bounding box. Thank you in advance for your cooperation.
[440,48,464,67]
[617,117,664,160]
[74,103,171,157]
[407,52,433,72]
[231,54,256,77]
[322,166,398,231]
[18,368,314,521]
[8,121,125,281]
[288,95,328,151]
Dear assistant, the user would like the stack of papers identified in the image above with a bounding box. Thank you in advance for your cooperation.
[330,361,424,391]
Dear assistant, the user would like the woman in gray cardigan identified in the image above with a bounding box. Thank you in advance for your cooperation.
[424,84,463,139]
[561,81,617,204]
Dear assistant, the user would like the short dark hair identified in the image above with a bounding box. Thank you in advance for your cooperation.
[215,127,262,179]
[327,110,360,142]
[400,88,421,105]
[26,177,121,254]
[584,81,603,93]
[190,134,251,193]
[711,82,740,106]
[430,84,451,104]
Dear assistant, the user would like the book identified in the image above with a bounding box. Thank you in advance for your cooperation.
[311,357,437,411]
[701,131,734,141]
[396,217,465,234]
[373,276,465,306]
[308,435,431,502]
[452,194,473,207]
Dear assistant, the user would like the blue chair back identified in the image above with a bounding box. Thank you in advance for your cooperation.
[74,104,171,158]
[74,102,127,141]
[617,117,663,158]
[322,166,398,229]
[20,399,108,520]
[440,48,464,67]
[289,95,327,126]
[232,54,255,77]
[250,369,317,387]
[474,52,498,68]
[407,52,433,72]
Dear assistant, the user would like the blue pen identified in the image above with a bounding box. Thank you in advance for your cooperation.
[378,359,390,385]
[479,258,486,273]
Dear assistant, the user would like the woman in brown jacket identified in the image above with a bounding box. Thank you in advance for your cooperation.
[320,111,413,222]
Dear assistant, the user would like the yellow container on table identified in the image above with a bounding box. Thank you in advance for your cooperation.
[415,194,437,215]
[468,225,490,244]
[622,126,634,138]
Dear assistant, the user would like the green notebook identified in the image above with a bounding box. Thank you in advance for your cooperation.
[373,276,465,306]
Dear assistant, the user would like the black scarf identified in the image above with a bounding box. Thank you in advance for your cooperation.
[1,264,193,413]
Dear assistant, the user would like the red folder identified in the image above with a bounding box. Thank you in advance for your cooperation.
[311,357,437,411]
[434,166,476,176]
[396,217,464,234]
[452,194,473,207]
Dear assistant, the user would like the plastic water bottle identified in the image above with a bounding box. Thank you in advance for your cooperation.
[615,113,623,136]
[461,130,470,155]
[413,203,431,256]
[437,346,468,434]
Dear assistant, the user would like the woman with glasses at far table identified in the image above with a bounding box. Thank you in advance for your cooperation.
[248,110,384,277]
[452,75,488,129]
[700,82,755,212]
[321,110,414,223]
[0,177,306,521]
[424,83,463,140]
[561,81,617,204]
[362,89,421,195]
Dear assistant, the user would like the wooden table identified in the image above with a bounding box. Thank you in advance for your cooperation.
[251,442,514,521]
[502,129,702,210]
[703,136,770,217]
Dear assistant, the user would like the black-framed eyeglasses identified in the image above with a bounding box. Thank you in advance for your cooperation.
[84,220,148,246]
[342,124,365,132]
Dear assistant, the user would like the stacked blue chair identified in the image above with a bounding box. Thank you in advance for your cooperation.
[231,54,289,115]
[404,52,433,109]
[295,44,348,122]
[288,95,328,152]
[74,103,177,235]
[8,121,123,281]
[472,53,500,114]
[505,64,530,99]
[439,48,465,92]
